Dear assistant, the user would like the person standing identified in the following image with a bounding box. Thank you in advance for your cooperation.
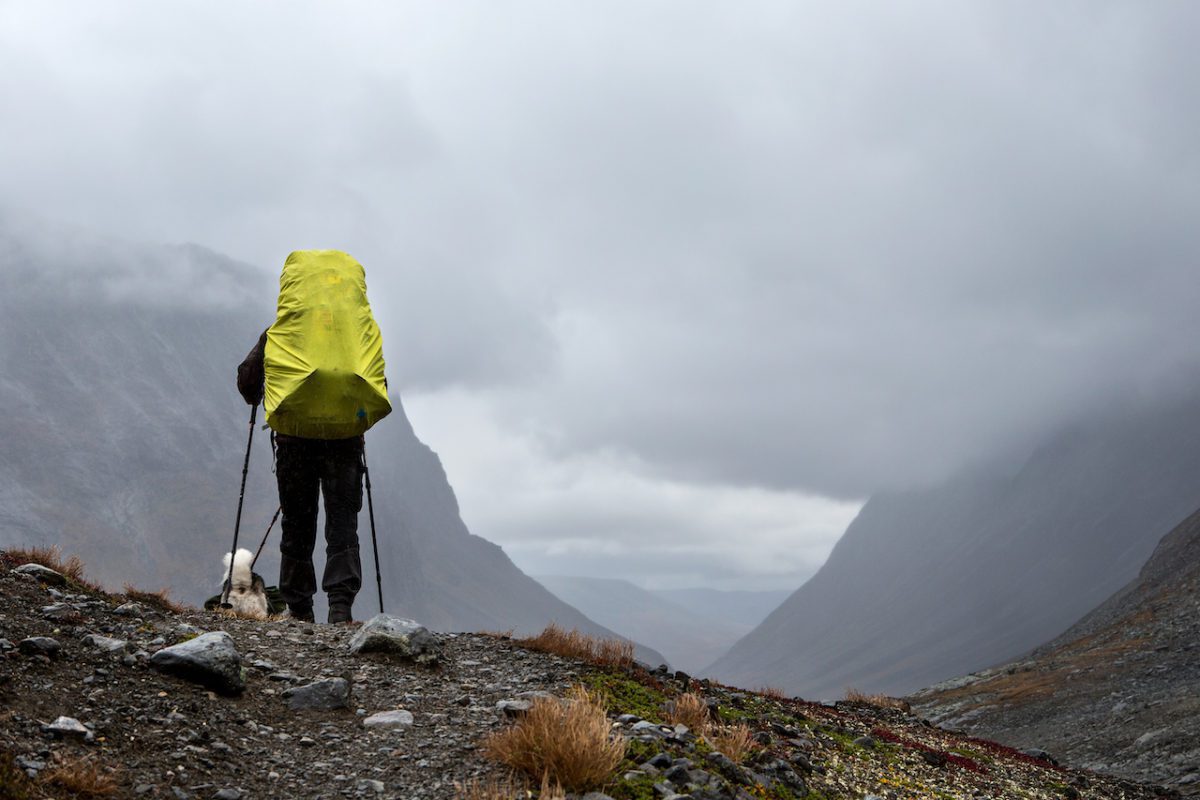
[235,250,391,624]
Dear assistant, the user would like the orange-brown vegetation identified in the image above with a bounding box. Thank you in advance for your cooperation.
[665,691,710,733]
[483,685,626,791]
[41,754,122,798]
[515,623,635,670]
[2,545,105,592]
[708,722,758,764]
[843,687,911,711]
[122,585,188,615]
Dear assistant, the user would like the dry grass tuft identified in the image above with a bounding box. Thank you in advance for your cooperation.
[844,687,911,711]
[453,774,527,800]
[708,723,758,764]
[665,691,710,733]
[41,755,122,798]
[4,545,105,592]
[516,623,634,670]
[483,684,626,791]
[758,685,788,701]
[122,585,188,615]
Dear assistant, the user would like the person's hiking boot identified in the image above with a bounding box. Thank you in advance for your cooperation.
[328,603,353,625]
[286,604,314,623]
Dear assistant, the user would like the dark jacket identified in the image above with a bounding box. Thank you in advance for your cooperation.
[236,329,269,406]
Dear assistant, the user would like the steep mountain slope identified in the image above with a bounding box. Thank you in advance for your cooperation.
[910,505,1200,790]
[0,212,662,660]
[707,396,1200,699]
[536,575,749,672]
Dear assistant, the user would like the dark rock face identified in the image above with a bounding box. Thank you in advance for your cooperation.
[149,631,245,695]
[283,678,350,711]
[708,393,1200,698]
[911,505,1200,790]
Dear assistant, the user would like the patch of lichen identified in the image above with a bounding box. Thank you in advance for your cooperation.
[583,671,668,723]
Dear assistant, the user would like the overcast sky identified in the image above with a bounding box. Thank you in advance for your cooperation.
[3,2,1199,590]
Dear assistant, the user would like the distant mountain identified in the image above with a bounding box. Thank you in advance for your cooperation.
[535,576,753,673]
[0,212,664,664]
[650,587,791,631]
[911,505,1200,789]
[706,395,1200,699]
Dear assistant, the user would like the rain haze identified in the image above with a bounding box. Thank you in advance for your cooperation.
[3,1,1199,591]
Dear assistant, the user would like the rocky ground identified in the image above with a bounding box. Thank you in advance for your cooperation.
[0,551,1182,799]
[909,507,1200,793]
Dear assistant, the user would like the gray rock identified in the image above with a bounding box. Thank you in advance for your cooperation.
[580,794,617,800]
[284,677,351,711]
[496,699,533,717]
[18,637,61,657]
[13,563,66,585]
[83,634,129,653]
[149,631,245,695]
[41,603,78,620]
[114,602,144,616]
[213,790,241,800]
[45,716,90,739]
[362,709,414,728]
[357,779,385,794]
[0,638,14,652]
[348,614,439,664]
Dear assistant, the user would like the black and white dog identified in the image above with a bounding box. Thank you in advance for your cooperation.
[220,548,270,619]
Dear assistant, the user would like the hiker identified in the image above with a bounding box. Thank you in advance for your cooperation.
[235,250,391,624]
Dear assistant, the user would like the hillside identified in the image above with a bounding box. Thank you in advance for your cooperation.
[707,395,1200,698]
[535,575,750,673]
[910,505,1200,790]
[0,212,661,661]
[0,552,1177,799]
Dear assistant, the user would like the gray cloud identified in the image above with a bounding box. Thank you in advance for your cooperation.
[3,3,1199,547]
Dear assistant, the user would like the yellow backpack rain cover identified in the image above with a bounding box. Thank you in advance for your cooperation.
[264,250,391,439]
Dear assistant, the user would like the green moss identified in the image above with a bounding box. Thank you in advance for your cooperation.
[607,773,661,800]
[583,672,668,723]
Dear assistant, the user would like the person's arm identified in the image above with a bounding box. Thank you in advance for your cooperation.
[236,329,269,405]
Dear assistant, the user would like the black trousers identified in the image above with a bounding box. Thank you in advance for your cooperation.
[275,436,364,611]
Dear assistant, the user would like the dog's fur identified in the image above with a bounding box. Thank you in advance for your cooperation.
[220,548,270,619]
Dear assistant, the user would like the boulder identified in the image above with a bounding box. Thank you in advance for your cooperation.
[347,615,439,665]
[13,563,66,585]
[149,631,245,695]
[18,637,61,658]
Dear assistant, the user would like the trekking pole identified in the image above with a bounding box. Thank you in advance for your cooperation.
[362,446,384,613]
[221,403,258,608]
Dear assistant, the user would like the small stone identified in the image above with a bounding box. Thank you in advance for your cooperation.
[83,634,129,653]
[45,716,90,739]
[285,678,351,711]
[362,709,414,728]
[664,763,691,784]
[114,602,144,616]
[496,699,533,717]
[13,563,66,585]
[134,784,156,795]
[298,737,317,747]
[357,779,385,794]
[853,735,876,749]
[41,603,78,620]
[213,790,242,800]
[18,637,61,658]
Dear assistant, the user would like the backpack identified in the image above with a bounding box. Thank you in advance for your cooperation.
[263,250,391,439]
